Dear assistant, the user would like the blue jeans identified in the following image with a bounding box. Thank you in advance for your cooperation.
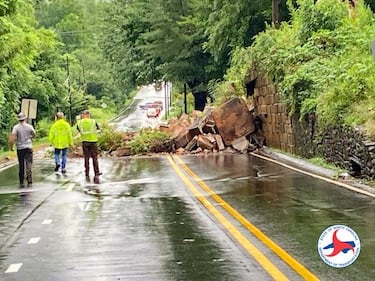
[54,148,68,170]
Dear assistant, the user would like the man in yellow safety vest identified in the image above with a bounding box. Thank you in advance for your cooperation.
[48,111,73,174]
[77,110,101,184]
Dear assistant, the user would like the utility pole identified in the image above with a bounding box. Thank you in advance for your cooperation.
[183,83,187,114]
[169,82,172,108]
[66,56,72,125]
[272,0,280,29]
[164,81,168,119]
[81,59,87,93]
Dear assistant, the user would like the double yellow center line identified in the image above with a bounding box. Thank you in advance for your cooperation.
[167,154,319,281]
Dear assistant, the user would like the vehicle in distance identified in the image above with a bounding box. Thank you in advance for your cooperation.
[146,107,160,118]
[139,101,163,110]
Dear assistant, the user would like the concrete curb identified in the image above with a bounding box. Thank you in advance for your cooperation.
[256,147,337,179]
[251,146,375,197]
[0,159,17,171]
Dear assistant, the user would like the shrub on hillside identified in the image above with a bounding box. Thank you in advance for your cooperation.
[97,123,125,152]
[225,0,375,132]
[35,118,50,139]
[127,128,171,154]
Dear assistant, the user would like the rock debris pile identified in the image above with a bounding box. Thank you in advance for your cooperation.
[160,97,265,155]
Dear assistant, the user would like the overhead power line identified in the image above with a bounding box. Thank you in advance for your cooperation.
[56,30,99,35]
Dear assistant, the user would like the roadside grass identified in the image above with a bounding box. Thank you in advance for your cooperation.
[268,149,375,188]
[307,157,345,175]
[0,137,50,162]
[88,107,116,125]
[270,148,346,176]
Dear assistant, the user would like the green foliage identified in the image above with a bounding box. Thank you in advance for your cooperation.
[35,117,51,139]
[0,0,16,16]
[99,0,286,99]
[308,156,345,175]
[204,0,270,65]
[99,0,154,88]
[56,13,85,52]
[97,123,124,152]
[291,0,347,43]
[35,0,81,28]
[229,0,375,131]
[35,0,126,112]
[88,106,116,125]
[127,128,170,154]
[0,0,61,147]
[208,47,253,104]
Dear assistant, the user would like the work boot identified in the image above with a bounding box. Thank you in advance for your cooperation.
[85,176,90,183]
[54,164,60,172]
[94,176,100,184]
[62,169,67,174]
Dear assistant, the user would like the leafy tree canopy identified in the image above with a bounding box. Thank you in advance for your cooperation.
[0,0,60,145]
[99,0,290,106]
[231,0,375,133]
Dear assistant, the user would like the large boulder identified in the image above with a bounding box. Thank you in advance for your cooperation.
[212,97,255,146]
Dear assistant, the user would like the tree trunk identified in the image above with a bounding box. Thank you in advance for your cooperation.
[272,0,280,29]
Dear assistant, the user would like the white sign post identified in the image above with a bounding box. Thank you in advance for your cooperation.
[21,99,38,121]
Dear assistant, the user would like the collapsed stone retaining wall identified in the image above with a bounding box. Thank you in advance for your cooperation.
[246,71,319,157]
[248,73,296,154]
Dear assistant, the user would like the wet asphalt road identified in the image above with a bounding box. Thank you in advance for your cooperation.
[0,156,271,281]
[0,153,374,280]
[110,85,166,131]
[1,85,375,280]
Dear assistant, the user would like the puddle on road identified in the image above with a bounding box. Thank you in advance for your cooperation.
[76,178,161,198]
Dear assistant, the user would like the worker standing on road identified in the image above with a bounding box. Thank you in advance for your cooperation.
[76,110,101,184]
[48,111,73,174]
[9,112,36,188]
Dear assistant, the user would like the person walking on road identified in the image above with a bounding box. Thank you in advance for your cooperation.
[9,112,36,187]
[48,111,73,174]
[76,110,101,184]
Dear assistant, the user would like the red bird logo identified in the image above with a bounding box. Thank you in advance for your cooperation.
[324,229,356,257]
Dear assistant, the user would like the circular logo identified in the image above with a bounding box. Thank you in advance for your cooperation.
[318,225,360,268]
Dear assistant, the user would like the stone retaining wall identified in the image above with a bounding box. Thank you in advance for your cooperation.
[248,72,296,154]
[323,127,375,178]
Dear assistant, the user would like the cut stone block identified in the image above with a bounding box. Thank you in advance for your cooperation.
[231,136,250,153]
[212,97,255,145]
[185,135,198,151]
[197,135,214,150]
[213,134,225,151]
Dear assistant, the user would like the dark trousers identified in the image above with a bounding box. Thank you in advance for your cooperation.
[17,148,33,184]
[82,142,99,177]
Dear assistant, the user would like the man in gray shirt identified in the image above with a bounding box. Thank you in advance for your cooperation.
[9,112,36,187]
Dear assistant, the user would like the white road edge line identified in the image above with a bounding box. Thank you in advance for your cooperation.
[5,263,23,273]
[251,152,375,198]
[42,219,52,225]
[66,183,75,191]
[27,237,41,244]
